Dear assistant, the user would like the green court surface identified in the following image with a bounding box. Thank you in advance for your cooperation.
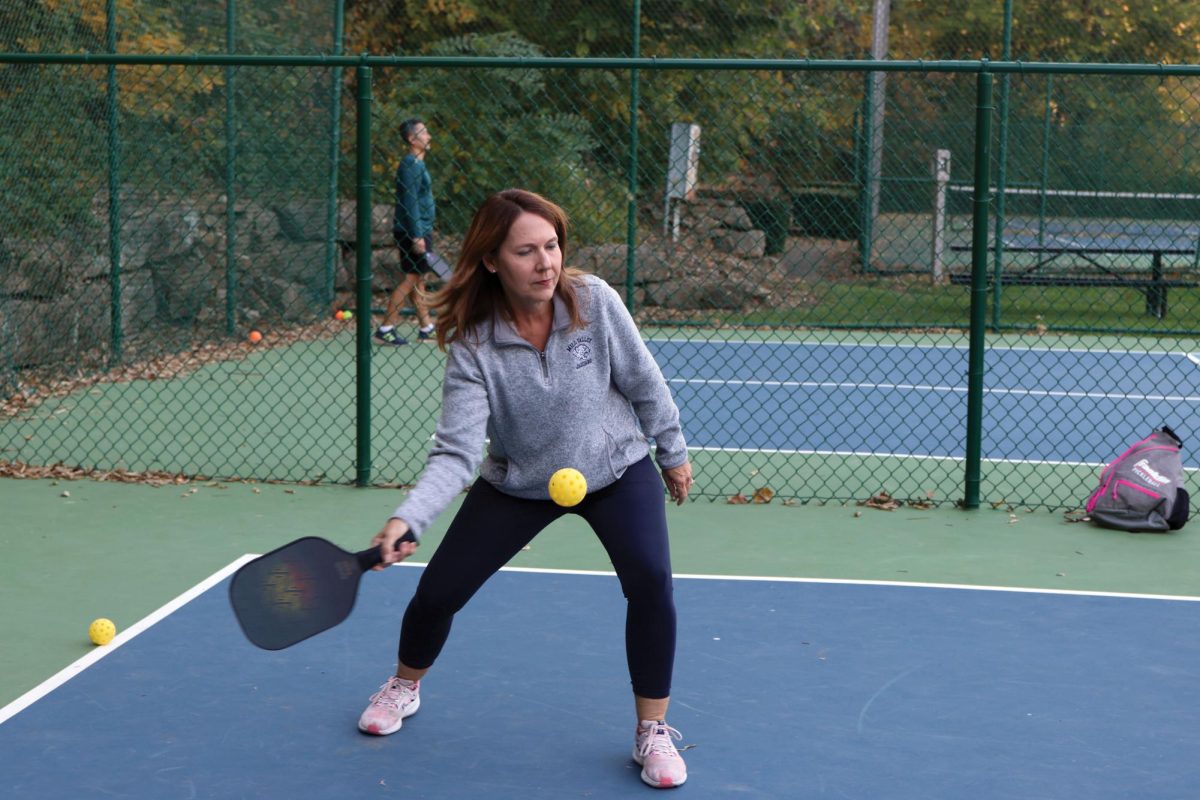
[4,475,1199,712]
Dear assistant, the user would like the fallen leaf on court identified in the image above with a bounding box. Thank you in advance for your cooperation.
[751,487,774,504]
[727,493,749,504]
[1063,510,1089,523]
[0,459,192,486]
[860,491,900,511]
[906,497,935,510]
[1008,514,1019,524]
[781,498,797,506]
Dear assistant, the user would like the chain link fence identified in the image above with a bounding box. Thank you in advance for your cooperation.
[3,10,1200,511]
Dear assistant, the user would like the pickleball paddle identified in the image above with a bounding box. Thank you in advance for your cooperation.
[229,533,416,650]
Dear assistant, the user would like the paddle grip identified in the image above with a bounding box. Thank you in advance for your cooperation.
[355,530,418,571]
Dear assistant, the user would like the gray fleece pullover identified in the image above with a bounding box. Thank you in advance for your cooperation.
[391,275,688,538]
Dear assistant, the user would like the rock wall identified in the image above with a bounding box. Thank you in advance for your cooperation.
[1,190,775,370]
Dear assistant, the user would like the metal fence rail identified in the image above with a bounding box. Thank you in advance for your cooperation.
[3,53,1199,511]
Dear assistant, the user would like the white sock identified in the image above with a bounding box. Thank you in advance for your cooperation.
[419,324,434,333]
[378,325,394,332]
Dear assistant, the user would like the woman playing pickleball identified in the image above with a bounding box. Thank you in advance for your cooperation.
[358,188,694,789]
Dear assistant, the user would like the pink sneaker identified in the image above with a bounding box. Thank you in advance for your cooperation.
[357,676,420,735]
[633,720,688,788]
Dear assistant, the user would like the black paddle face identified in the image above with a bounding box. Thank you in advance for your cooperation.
[229,537,374,650]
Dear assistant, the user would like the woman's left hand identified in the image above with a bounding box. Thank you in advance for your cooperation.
[662,461,694,505]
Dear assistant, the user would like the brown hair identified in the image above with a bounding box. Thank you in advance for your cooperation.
[431,188,586,349]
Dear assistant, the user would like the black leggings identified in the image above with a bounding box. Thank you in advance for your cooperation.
[398,456,676,698]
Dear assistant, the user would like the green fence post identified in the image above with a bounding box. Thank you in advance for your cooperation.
[1038,75,1053,248]
[624,0,641,312]
[964,68,994,511]
[990,0,1014,330]
[224,0,237,337]
[105,0,123,367]
[858,70,874,273]
[355,60,373,487]
[323,0,345,307]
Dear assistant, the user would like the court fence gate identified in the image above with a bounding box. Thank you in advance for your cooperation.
[3,52,1200,513]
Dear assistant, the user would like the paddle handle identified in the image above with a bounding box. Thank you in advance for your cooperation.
[355,530,418,571]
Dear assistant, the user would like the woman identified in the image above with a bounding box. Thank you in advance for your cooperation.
[358,189,693,789]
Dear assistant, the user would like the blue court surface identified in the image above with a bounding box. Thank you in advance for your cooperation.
[650,339,1200,468]
[3,562,1200,799]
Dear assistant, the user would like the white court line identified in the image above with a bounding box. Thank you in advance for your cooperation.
[666,377,1200,403]
[647,336,1198,359]
[684,444,1200,474]
[0,554,258,727]
[4,558,1195,727]
[487,565,1200,603]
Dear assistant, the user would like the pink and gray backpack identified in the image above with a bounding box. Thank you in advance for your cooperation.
[1086,426,1189,533]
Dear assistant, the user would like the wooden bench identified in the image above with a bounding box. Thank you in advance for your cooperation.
[947,272,1199,318]
[948,242,1199,318]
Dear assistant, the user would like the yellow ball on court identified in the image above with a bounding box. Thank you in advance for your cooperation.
[88,618,116,646]
[548,468,587,507]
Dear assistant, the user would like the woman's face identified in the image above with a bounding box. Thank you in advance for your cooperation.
[487,212,562,311]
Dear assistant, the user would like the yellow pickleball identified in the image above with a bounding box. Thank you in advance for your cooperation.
[548,468,587,507]
[88,618,116,646]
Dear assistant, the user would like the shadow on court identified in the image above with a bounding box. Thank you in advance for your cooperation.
[2,565,1199,799]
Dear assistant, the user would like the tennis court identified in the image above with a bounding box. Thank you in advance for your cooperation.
[5,331,1198,512]
[653,338,1200,467]
[4,508,1200,799]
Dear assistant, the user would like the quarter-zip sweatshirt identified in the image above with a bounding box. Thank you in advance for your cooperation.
[391,275,688,538]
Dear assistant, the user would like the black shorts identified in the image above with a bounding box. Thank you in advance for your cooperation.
[397,235,435,276]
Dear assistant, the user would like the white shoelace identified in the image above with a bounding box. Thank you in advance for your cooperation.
[370,678,417,710]
[638,722,683,758]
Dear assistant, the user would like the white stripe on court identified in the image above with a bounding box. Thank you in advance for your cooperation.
[3,558,1195,727]
[647,336,1197,359]
[0,554,258,727]
[683,444,1200,474]
[666,376,1200,403]
[485,564,1200,603]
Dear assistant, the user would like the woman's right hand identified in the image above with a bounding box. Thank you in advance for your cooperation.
[371,517,419,570]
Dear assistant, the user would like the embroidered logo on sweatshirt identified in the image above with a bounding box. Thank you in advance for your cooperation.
[567,336,593,369]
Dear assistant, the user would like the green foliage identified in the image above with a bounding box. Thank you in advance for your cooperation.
[375,32,625,243]
[0,63,106,236]
[791,190,859,241]
[737,196,792,255]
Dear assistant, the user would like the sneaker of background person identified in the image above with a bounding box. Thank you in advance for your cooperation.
[374,327,409,346]
[417,324,435,341]
[358,676,421,735]
[632,720,688,788]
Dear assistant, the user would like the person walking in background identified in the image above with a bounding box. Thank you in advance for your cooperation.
[375,118,437,346]
[357,188,694,789]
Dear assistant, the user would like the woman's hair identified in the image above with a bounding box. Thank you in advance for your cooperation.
[399,118,424,145]
[431,189,586,349]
